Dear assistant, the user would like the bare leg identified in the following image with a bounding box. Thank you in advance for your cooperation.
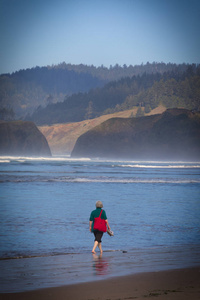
[92,241,98,253]
[98,242,103,253]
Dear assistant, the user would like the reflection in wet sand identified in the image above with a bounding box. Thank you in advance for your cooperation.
[92,253,110,276]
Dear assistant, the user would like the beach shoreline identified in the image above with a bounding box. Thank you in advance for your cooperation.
[1,267,199,300]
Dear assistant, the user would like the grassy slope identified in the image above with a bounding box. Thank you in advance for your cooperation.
[38,105,166,155]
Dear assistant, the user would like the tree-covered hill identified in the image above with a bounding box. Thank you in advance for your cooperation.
[0,66,106,119]
[27,64,200,125]
[52,61,189,81]
[108,70,200,115]
[0,62,192,120]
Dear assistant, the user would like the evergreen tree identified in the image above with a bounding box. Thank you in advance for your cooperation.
[145,104,151,113]
[84,101,93,119]
[136,106,144,117]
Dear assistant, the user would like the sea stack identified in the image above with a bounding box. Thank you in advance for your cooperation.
[0,121,52,156]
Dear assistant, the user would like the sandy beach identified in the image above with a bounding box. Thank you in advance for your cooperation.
[1,267,199,300]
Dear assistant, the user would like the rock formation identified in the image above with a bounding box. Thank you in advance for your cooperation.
[39,105,166,155]
[0,121,51,156]
[71,109,200,161]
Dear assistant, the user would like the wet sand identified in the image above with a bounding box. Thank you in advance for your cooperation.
[1,267,199,300]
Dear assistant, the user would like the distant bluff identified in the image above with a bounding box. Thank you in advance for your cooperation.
[71,109,200,161]
[0,121,51,156]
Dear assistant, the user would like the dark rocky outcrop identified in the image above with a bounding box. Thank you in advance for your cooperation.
[0,121,51,156]
[71,109,200,161]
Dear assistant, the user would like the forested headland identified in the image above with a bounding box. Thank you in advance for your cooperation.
[0,62,199,125]
[71,108,200,161]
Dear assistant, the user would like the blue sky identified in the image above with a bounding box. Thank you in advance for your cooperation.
[0,0,200,74]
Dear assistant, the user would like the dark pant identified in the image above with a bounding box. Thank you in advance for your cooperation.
[94,230,103,243]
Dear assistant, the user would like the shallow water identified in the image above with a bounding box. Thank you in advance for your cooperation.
[0,157,200,292]
[1,245,200,293]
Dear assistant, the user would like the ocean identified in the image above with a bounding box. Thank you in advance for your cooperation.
[0,156,200,292]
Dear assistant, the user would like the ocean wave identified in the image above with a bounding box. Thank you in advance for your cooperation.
[65,178,200,184]
[120,164,200,169]
[1,156,199,166]
[0,156,91,162]
[1,176,199,184]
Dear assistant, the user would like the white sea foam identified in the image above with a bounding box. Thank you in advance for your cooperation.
[0,156,199,166]
[2,176,199,184]
[120,164,200,169]
[0,156,91,162]
[60,177,200,184]
[0,160,10,163]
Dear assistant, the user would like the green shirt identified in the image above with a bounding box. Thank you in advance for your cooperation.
[89,208,107,232]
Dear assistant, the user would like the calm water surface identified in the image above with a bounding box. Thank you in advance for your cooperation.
[0,156,200,292]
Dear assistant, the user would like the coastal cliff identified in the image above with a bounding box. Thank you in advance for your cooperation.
[0,121,51,156]
[71,109,200,160]
[39,106,166,155]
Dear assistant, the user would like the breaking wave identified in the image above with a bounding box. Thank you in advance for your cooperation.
[119,164,200,169]
[0,156,199,169]
[0,156,91,163]
[0,175,199,184]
